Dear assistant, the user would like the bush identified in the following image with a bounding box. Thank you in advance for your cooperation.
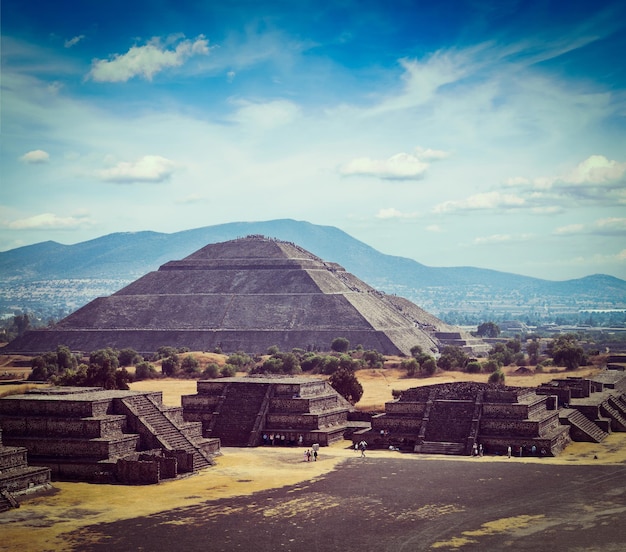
[135,361,159,380]
[202,363,221,378]
[401,358,419,377]
[466,361,482,374]
[161,356,179,377]
[181,355,200,375]
[483,359,500,373]
[421,358,437,376]
[118,348,140,367]
[488,369,505,385]
[329,367,363,405]
[221,364,237,377]
[330,337,350,353]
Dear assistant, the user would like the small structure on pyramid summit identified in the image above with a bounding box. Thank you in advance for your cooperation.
[4,235,486,356]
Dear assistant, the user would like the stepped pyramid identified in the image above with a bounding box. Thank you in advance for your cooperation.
[5,235,468,356]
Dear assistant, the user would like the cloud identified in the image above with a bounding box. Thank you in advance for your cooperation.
[375,208,419,219]
[19,150,50,164]
[88,35,210,82]
[4,213,92,230]
[473,233,535,244]
[433,191,526,213]
[414,146,451,161]
[505,155,626,205]
[95,155,178,183]
[229,99,300,128]
[341,152,429,180]
[64,35,85,48]
[554,224,585,236]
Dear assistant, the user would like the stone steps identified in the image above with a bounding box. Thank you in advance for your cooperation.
[415,441,465,455]
[561,409,608,443]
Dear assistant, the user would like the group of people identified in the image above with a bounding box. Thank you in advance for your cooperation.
[303,443,320,462]
[262,433,304,447]
[471,442,484,457]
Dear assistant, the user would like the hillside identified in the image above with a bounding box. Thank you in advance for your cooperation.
[1,219,625,321]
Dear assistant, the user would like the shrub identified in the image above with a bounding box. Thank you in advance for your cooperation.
[401,358,419,377]
[330,337,350,353]
[181,355,200,375]
[488,369,505,385]
[466,361,482,374]
[202,363,221,378]
[329,367,363,405]
[421,358,437,376]
[220,364,237,377]
[135,361,159,380]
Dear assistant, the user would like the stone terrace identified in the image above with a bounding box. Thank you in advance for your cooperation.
[182,376,365,447]
[0,387,220,484]
[0,428,51,512]
[354,382,571,457]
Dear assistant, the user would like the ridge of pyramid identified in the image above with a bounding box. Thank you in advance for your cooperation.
[183,235,323,263]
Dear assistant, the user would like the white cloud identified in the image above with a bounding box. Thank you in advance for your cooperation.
[229,99,300,128]
[562,155,626,185]
[88,35,210,82]
[19,149,50,164]
[4,213,92,230]
[341,152,429,180]
[554,224,585,235]
[375,207,419,219]
[426,224,442,232]
[433,191,526,213]
[595,217,626,233]
[64,35,85,48]
[473,232,535,244]
[414,146,451,161]
[95,155,178,183]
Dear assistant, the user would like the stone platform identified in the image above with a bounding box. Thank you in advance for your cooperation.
[0,387,220,485]
[182,376,364,447]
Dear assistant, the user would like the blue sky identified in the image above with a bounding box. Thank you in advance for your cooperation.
[2,0,626,281]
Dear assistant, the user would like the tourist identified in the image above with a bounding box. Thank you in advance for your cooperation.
[479,443,483,457]
[306,449,311,462]
[298,434,303,446]
[303,450,309,462]
[507,445,512,458]
[359,440,367,458]
[472,442,478,456]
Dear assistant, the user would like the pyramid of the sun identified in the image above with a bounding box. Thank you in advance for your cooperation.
[5,235,467,355]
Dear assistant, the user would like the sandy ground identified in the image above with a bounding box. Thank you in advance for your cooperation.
[1,365,623,551]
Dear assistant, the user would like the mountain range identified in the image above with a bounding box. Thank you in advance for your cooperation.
[1,219,625,321]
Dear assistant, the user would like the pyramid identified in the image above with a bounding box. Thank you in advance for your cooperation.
[5,236,461,355]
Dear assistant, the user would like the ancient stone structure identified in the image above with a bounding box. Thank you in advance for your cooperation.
[182,377,366,446]
[540,369,626,441]
[4,236,484,356]
[354,382,571,457]
[0,428,51,511]
[0,387,220,484]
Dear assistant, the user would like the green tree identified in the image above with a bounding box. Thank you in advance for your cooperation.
[330,337,350,353]
[476,321,500,338]
[161,356,180,377]
[466,361,482,374]
[488,369,505,385]
[181,355,200,375]
[401,357,419,377]
[329,367,363,405]
[135,361,159,380]
[220,364,237,377]
[526,339,540,365]
[420,357,437,376]
[548,334,586,370]
[86,348,121,389]
[118,348,140,367]
[437,346,469,371]
[202,363,221,378]
[362,349,384,368]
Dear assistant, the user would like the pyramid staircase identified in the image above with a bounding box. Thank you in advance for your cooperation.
[559,409,609,442]
[600,398,626,432]
[208,382,271,446]
[118,394,215,469]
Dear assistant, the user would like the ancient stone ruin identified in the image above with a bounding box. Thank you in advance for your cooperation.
[0,387,220,485]
[182,377,366,447]
[4,235,485,356]
[0,427,51,511]
[354,369,626,456]
[353,382,571,456]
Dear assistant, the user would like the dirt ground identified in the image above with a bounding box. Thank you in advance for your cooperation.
[1,365,625,551]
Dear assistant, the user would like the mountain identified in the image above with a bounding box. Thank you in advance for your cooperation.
[1,219,625,320]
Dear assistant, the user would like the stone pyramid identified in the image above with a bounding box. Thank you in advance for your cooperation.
[6,235,459,355]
